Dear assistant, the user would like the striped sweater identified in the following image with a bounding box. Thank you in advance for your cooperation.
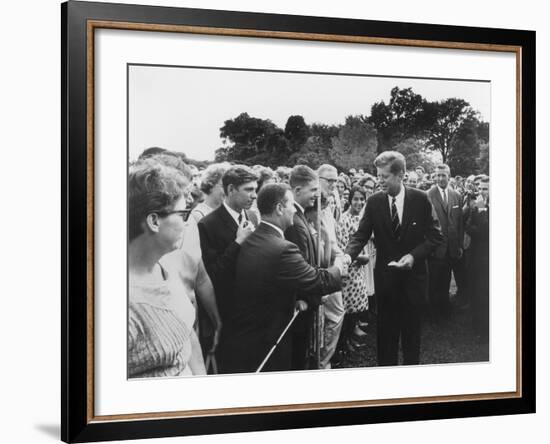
[128,275,195,379]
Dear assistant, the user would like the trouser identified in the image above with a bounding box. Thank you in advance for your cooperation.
[377,276,422,366]
[290,310,313,370]
[320,291,344,369]
[428,255,464,316]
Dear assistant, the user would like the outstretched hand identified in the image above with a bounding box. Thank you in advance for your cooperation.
[388,253,414,270]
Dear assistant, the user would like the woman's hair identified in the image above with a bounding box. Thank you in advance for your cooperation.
[199,162,229,195]
[128,157,190,241]
[256,167,277,191]
[348,185,367,202]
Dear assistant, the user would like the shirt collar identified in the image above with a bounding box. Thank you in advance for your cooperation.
[388,184,405,203]
[223,201,245,224]
[294,201,305,214]
[437,185,448,196]
[261,220,284,238]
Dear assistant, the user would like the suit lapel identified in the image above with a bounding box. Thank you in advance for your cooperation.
[381,193,393,236]
[434,187,448,215]
[400,187,413,235]
[295,204,318,263]
[218,204,238,232]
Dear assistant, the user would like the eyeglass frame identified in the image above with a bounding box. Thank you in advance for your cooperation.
[151,209,192,222]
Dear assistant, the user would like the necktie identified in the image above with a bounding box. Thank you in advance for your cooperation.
[391,197,401,238]
[237,213,243,225]
[443,190,448,206]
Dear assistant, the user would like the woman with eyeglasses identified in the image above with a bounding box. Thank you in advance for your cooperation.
[128,157,206,378]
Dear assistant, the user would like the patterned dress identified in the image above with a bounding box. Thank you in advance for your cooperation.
[128,268,196,378]
[336,211,371,313]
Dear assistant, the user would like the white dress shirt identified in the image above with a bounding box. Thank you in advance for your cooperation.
[387,184,405,223]
[260,220,284,238]
[437,185,449,206]
[223,201,246,225]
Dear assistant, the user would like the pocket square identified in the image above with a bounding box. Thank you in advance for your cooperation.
[452,205,459,209]
[412,222,417,226]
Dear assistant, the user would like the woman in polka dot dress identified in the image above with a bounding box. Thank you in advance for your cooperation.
[336,185,372,350]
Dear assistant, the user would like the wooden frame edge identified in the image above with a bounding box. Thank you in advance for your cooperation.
[83,17,525,426]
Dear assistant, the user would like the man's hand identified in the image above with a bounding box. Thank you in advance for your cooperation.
[334,256,349,277]
[295,300,308,312]
[235,218,254,244]
[388,253,415,270]
[354,254,370,265]
[474,195,486,210]
[208,320,222,354]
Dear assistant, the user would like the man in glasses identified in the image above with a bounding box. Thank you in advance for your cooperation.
[317,164,346,368]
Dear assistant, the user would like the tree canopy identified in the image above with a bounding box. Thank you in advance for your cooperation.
[214,87,489,176]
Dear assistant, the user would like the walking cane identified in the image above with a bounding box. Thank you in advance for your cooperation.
[256,309,300,373]
[314,191,323,369]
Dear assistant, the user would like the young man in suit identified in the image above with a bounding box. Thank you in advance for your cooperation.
[343,151,443,366]
[197,165,259,371]
[284,165,320,370]
[222,183,344,373]
[427,164,465,318]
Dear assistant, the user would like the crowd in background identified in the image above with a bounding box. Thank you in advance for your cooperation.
[127,146,490,378]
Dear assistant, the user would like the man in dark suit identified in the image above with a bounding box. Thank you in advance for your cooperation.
[222,183,344,373]
[197,165,259,370]
[465,177,490,342]
[427,164,465,318]
[284,165,320,370]
[344,151,443,366]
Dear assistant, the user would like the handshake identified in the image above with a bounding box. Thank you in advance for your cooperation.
[334,255,352,278]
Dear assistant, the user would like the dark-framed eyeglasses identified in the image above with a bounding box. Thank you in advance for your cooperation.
[153,209,191,222]
[320,177,338,184]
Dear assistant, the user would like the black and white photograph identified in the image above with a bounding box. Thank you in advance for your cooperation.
[127,64,491,378]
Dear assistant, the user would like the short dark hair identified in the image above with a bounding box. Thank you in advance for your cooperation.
[374,151,406,175]
[222,165,258,194]
[289,164,317,188]
[257,183,291,216]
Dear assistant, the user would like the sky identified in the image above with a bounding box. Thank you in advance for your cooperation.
[128,64,490,161]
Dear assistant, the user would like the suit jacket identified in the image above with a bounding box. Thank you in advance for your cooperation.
[284,204,321,307]
[427,186,464,260]
[285,204,317,266]
[222,222,341,373]
[197,204,259,320]
[345,187,443,305]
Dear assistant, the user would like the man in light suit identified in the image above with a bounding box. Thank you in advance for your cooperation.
[344,151,443,366]
[427,164,465,318]
[222,183,344,373]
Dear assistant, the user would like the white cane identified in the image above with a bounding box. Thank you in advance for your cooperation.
[256,309,300,373]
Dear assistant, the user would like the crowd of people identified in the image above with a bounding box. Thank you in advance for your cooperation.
[127,147,490,378]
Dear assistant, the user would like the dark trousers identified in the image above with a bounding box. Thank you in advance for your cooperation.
[377,276,422,366]
[429,254,465,316]
[290,311,312,370]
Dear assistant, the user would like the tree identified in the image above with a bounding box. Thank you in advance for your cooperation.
[393,138,436,172]
[446,116,482,176]
[368,87,432,152]
[219,112,281,161]
[425,98,476,163]
[330,115,378,172]
[476,142,489,175]
[284,115,309,152]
